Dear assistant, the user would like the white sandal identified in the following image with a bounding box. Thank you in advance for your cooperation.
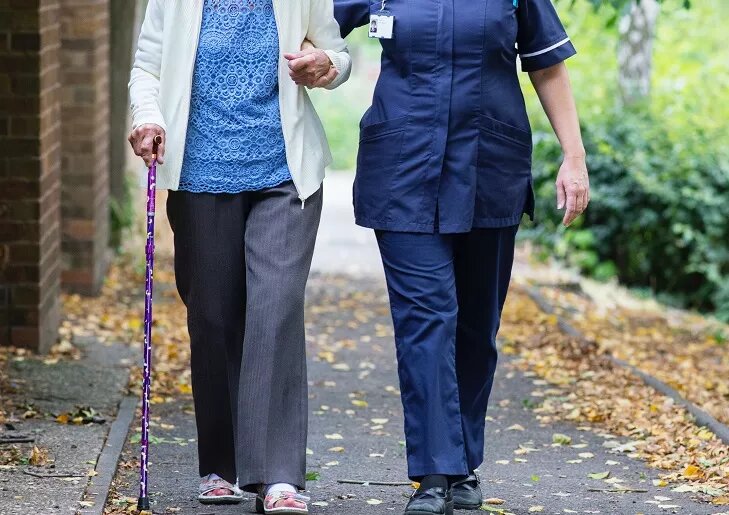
[255,491,310,514]
[198,474,243,505]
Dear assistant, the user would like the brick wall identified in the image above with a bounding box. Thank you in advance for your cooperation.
[59,0,110,294]
[0,0,62,353]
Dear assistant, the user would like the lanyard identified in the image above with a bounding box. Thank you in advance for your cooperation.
[380,0,387,10]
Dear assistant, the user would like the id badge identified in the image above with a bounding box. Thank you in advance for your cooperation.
[369,10,394,39]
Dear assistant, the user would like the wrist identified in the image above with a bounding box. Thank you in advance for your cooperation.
[563,150,586,160]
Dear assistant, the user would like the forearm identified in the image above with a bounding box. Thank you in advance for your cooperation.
[128,0,165,130]
[528,63,585,159]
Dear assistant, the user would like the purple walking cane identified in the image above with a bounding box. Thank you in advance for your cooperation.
[138,135,162,513]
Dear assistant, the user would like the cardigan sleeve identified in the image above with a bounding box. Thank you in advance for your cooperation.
[128,0,167,131]
[307,0,353,90]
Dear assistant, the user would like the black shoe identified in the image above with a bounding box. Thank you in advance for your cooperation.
[404,486,454,515]
[451,474,483,510]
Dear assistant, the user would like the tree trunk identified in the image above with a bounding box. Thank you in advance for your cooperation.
[617,0,660,105]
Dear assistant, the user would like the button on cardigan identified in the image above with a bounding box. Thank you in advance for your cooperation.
[129,0,352,202]
[335,0,576,232]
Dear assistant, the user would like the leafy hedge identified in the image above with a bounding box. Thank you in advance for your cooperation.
[526,107,729,320]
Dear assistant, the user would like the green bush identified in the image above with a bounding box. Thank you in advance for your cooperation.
[526,106,729,319]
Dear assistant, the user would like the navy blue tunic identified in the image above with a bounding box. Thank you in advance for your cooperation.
[335,0,576,233]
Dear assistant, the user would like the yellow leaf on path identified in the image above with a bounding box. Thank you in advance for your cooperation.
[87,470,98,477]
[328,447,345,453]
[28,446,49,466]
[325,433,343,440]
[682,464,701,478]
[495,460,510,465]
[529,506,544,512]
[712,496,729,505]
[177,384,192,394]
[351,400,368,408]
[485,498,505,505]
[56,414,70,424]
[367,499,383,505]
[506,424,524,431]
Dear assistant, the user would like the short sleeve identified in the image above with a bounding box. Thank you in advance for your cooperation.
[517,0,576,72]
[333,0,370,38]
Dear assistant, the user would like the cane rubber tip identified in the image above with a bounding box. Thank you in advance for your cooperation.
[153,135,163,145]
[137,496,151,512]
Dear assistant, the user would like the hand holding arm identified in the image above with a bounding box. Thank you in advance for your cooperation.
[284,48,339,88]
[298,0,352,90]
[529,62,589,227]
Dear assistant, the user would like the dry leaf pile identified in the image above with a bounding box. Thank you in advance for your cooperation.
[62,253,193,400]
[500,290,729,503]
[533,285,729,427]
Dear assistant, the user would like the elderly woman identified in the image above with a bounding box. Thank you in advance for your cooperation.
[334,1,589,514]
[128,1,350,513]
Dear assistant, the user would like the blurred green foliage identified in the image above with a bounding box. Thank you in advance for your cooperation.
[309,30,380,170]
[525,0,729,318]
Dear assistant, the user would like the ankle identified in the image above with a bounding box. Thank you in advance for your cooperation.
[418,474,448,492]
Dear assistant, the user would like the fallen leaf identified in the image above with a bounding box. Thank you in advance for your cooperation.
[552,433,572,445]
[682,464,701,478]
[528,506,544,512]
[588,471,610,480]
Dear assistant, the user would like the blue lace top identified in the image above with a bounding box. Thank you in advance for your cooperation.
[179,0,291,193]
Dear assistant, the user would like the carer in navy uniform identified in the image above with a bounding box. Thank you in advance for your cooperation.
[333,1,590,514]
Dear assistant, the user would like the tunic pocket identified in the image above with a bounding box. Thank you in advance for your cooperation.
[476,115,534,225]
[354,116,408,223]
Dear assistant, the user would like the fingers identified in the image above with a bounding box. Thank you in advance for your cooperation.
[128,125,165,167]
[312,67,339,88]
[157,135,166,165]
[556,179,566,210]
[288,53,316,72]
[561,182,589,226]
[562,186,577,226]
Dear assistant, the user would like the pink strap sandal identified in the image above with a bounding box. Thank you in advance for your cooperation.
[255,490,311,514]
[198,475,243,505]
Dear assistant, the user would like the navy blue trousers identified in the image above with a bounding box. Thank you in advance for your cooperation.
[376,226,518,479]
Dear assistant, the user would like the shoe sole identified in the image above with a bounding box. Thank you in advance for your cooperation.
[198,496,243,505]
[255,496,308,514]
[454,502,482,510]
[405,499,454,515]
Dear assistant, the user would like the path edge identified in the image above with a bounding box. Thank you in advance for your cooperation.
[523,285,729,446]
[79,395,138,515]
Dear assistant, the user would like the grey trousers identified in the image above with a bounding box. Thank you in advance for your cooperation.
[166,181,322,492]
